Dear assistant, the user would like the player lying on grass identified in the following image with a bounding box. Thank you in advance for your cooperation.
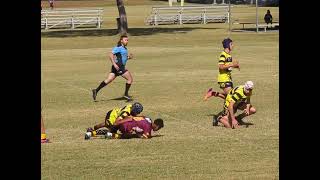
[115,116,164,139]
[213,81,256,129]
[204,38,240,101]
[85,102,144,138]
[85,116,164,139]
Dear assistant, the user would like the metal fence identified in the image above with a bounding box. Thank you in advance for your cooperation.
[145,5,230,25]
[41,8,104,30]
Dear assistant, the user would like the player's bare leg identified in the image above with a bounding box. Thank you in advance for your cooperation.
[219,115,232,128]
[204,88,226,101]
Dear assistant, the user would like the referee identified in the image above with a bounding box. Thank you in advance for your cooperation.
[92,35,134,101]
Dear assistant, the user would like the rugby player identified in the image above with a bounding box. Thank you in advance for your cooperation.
[214,81,256,128]
[41,113,50,143]
[85,102,143,139]
[116,116,164,139]
[204,38,240,101]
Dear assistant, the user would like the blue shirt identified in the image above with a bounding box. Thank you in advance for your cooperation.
[112,46,128,66]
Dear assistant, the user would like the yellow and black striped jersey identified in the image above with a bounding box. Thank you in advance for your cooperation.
[218,51,233,83]
[224,85,251,109]
[108,104,133,125]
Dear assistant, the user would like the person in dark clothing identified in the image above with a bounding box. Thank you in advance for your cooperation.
[264,9,273,28]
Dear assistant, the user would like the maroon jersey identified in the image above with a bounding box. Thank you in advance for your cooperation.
[119,119,152,136]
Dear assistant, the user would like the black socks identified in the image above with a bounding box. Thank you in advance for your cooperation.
[124,83,131,96]
[96,81,107,93]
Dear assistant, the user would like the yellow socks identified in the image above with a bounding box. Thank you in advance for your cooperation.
[41,133,47,140]
[92,130,97,136]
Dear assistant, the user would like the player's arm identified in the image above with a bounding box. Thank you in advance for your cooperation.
[219,62,240,70]
[244,98,252,115]
[114,116,133,126]
[233,59,240,70]
[109,53,119,70]
[228,100,238,129]
[109,50,119,70]
[127,53,133,60]
[132,116,146,121]
[141,133,151,139]
[218,57,230,70]
[219,63,231,70]
[140,128,152,139]
[133,126,151,139]
[218,61,239,71]
[136,132,151,139]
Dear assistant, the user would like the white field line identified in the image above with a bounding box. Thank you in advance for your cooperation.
[52,79,91,93]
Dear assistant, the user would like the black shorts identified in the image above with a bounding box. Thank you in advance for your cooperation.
[218,82,233,89]
[111,65,127,76]
[222,101,247,117]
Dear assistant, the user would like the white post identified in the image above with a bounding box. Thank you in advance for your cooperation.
[97,17,101,28]
[222,0,225,4]
[203,9,206,24]
[154,13,158,25]
[256,0,258,32]
[251,0,254,5]
[45,18,48,30]
[179,10,182,25]
[71,17,74,29]
[181,0,184,6]
[213,0,217,4]
[228,0,231,31]
[169,0,172,7]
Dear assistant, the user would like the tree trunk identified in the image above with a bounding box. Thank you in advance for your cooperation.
[116,0,128,35]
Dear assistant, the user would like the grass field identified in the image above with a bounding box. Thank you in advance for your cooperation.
[41,1,279,179]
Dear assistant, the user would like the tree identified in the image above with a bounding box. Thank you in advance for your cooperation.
[116,0,128,35]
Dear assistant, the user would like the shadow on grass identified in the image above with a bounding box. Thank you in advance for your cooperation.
[151,134,164,138]
[94,96,133,102]
[88,133,163,140]
[232,26,279,32]
[238,119,254,128]
[41,27,221,38]
[121,134,164,139]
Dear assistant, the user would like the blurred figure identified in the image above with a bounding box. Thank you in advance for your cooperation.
[41,112,50,143]
[264,9,273,28]
[49,0,54,10]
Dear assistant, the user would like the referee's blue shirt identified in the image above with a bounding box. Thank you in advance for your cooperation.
[112,46,128,66]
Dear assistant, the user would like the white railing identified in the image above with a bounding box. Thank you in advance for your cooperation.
[145,5,230,25]
[41,8,103,30]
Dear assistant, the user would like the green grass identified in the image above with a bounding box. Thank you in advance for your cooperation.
[41,2,279,179]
